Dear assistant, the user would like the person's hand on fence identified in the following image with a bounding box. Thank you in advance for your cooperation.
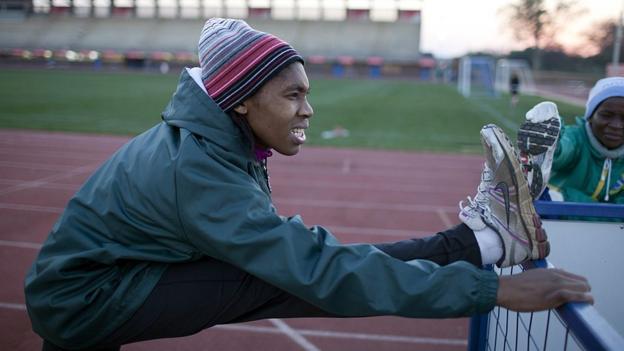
[496,268,593,312]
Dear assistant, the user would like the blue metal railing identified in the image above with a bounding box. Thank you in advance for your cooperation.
[469,260,624,350]
[468,202,624,351]
[534,201,624,219]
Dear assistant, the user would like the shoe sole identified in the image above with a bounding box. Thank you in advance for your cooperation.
[517,117,561,198]
[517,117,561,154]
[482,125,550,261]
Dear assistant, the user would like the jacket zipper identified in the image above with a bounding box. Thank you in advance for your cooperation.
[260,159,272,194]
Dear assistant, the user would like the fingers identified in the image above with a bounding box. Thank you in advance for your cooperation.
[496,268,594,312]
[548,289,594,307]
[526,101,559,123]
[555,270,593,305]
[563,292,594,305]
[549,268,591,285]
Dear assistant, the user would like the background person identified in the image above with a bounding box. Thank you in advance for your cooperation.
[25,18,592,351]
[510,73,521,106]
[519,78,624,204]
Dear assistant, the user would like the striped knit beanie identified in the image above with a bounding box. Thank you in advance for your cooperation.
[198,18,304,112]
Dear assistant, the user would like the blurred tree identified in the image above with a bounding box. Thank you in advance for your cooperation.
[585,19,624,70]
[508,47,602,73]
[501,0,580,70]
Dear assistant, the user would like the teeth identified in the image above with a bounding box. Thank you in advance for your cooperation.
[291,128,305,139]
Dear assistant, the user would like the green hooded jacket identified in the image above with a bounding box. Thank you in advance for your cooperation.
[25,70,498,349]
[549,117,624,204]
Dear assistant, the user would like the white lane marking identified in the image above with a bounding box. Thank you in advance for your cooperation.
[341,158,352,174]
[0,180,78,191]
[436,208,455,228]
[0,302,27,311]
[0,148,111,162]
[322,225,428,238]
[0,164,97,196]
[297,328,467,346]
[271,178,472,194]
[0,161,83,172]
[214,323,467,346]
[466,97,519,130]
[275,198,456,213]
[0,203,63,213]
[269,165,476,180]
[0,132,128,145]
[0,240,42,250]
[0,198,456,216]
[269,319,321,351]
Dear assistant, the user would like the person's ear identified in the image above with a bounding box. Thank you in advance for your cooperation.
[233,103,248,115]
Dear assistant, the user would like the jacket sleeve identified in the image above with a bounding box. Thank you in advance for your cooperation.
[552,125,580,171]
[174,137,498,318]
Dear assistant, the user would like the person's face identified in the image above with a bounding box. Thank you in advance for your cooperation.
[589,96,624,149]
[234,62,313,156]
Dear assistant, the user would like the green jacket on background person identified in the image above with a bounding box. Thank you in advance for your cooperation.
[24,70,498,349]
[549,117,624,204]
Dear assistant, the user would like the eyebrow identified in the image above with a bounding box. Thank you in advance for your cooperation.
[283,84,309,93]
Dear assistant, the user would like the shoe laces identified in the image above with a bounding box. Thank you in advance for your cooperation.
[475,165,493,206]
[459,164,493,214]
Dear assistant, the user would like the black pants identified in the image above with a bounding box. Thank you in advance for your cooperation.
[42,223,480,351]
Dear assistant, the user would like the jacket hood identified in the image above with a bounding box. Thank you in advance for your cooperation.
[161,69,252,156]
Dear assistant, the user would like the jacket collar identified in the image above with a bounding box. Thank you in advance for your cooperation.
[161,69,252,157]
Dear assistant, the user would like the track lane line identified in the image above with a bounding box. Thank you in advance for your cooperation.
[0,302,27,311]
[0,180,78,191]
[0,161,86,172]
[275,198,456,212]
[436,208,455,228]
[0,240,42,249]
[0,203,63,213]
[269,319,321,351]
[214,324,467,346]
[0,164,99,196]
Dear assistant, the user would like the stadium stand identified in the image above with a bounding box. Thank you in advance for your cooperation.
[0,1,432,79]
[0,16,421,62]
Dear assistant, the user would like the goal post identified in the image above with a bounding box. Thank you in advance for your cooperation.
[457,55,497,97]
[494,58,536,95]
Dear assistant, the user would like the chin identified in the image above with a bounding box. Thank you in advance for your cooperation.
[600,137,624,149]
[275,146,301,156]
[603,142,623,150]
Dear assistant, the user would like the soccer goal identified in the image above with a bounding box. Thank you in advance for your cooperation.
[457,56,497,97]
[494,59,536,95]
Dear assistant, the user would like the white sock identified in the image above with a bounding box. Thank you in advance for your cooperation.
[549,188,565,201]
[473,227,503,265]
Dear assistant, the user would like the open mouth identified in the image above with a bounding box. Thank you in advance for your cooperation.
[290,128,306,143]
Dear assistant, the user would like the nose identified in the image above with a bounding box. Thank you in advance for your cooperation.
[300,97,314,119]
[611,116,624,129]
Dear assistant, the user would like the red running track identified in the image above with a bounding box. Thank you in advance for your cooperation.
[0,129,484,351]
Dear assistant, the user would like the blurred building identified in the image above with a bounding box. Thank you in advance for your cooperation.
[0,0,432,79]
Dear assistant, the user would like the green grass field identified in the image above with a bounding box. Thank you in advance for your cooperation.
[0,68,584,153]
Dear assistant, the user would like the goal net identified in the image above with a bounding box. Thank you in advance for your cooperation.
[494,58,536,95]
[457,56,497,97]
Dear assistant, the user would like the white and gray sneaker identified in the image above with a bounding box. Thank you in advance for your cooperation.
[517,102,562,199]
[461,124,550,268]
